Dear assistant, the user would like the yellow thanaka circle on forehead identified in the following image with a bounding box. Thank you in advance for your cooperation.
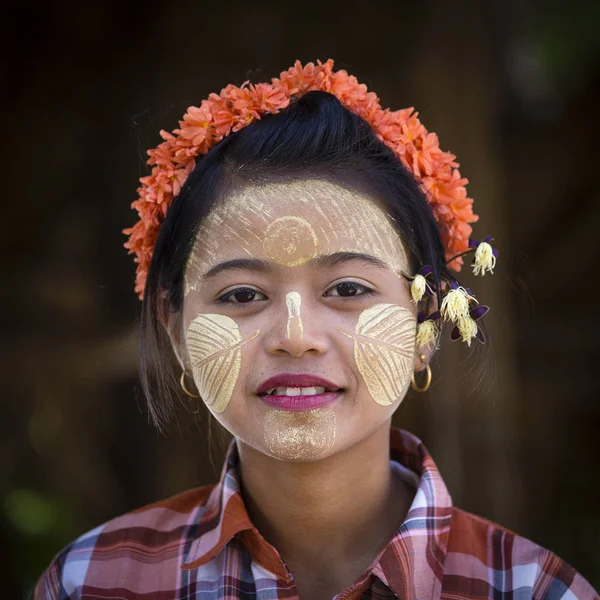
[185,180,409,293]
[263,216,318,267]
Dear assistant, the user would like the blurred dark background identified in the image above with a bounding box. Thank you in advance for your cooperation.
[3,0,600,596]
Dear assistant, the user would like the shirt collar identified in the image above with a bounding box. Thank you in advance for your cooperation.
[182,427,453,597]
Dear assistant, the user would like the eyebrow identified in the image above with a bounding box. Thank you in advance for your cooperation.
[312,251,390,271]
[202,258,277,279]
[201,251,391,279]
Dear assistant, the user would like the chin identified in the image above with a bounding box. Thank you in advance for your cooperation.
[260,406,337,461]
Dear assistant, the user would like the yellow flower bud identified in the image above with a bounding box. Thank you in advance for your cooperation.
[457,316,478,346]
[416,319,438,350]
[410,274,427,303]
[472,242,496,276]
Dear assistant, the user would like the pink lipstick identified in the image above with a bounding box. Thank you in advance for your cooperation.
[256,373,342,412]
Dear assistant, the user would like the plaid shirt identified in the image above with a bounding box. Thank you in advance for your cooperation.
[34,428,598,599]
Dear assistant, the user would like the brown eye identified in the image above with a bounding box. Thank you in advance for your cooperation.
[233,288,256,302]
[218,287,266,304]
[325,281,373,298]
[337,282,359,296]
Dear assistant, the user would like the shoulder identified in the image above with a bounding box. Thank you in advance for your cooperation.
[443,507,599,600]
[32,484,215,600]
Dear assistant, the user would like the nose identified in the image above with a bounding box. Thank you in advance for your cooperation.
[264,291,329,358]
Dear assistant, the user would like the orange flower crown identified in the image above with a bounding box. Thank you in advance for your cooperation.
[124,59,480,300]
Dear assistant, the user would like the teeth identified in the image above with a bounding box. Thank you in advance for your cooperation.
[269,386,328,396]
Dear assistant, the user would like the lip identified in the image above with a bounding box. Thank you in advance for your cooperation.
[260,391,341,411]
[256,373,343,412]
[256,373,342,395]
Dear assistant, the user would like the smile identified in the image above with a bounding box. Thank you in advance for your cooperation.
[259,390,341,411]
[257,374,343,411]
[264,386,329,396]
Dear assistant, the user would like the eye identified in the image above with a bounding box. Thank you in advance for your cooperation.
[217,287,267,304]
[325,281,374,298]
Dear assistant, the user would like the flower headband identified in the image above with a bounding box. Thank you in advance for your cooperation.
[123,59,498,347]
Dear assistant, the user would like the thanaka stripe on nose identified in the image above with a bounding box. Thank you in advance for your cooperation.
[285,291,304,341]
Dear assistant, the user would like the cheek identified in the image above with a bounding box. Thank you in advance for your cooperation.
[186,313,260,413]
[337,304,416,406]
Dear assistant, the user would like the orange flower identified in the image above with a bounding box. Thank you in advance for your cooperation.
[274,60,320,95]
[178,105,212,147]
[372,109,403,146]
[413,132,441,176]
[204,93,235,137]
[249,83,290,114]
[123,59,482,299]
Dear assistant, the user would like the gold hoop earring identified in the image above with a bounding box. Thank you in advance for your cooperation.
[180,370,201,398]
[411,354,432,392]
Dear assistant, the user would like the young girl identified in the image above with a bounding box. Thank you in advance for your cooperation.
[34,60,598,600]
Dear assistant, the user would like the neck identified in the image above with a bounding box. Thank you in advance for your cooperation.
[236,422,412,575]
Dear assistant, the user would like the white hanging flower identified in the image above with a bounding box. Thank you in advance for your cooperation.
[451,305,489,345]
[416,318,439,349]
[411,274,427,303]
[473,242,496,276]
[440,283,477,323]
[457,316,478,346]
[468,236,498,276]
[405,266,434,304]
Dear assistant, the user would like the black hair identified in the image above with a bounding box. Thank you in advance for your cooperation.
[140,90,455,429]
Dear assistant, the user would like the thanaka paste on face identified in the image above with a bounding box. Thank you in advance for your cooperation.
[264,216,318,267]
[186,314,260,413]
[264,408,336,460]
[184,180,409,295]
[285,291,303,340]
[337,304,416,406]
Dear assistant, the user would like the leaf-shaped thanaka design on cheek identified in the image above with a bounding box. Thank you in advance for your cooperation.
[186,314,260,413]
[337,304,416,406]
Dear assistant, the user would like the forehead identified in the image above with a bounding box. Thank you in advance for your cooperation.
[185,180,408,286]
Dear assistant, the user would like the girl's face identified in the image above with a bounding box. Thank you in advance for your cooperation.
[180,180,418,461]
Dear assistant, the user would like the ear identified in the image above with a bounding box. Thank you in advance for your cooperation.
[159,302,187,371]
[413,342,436,371]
